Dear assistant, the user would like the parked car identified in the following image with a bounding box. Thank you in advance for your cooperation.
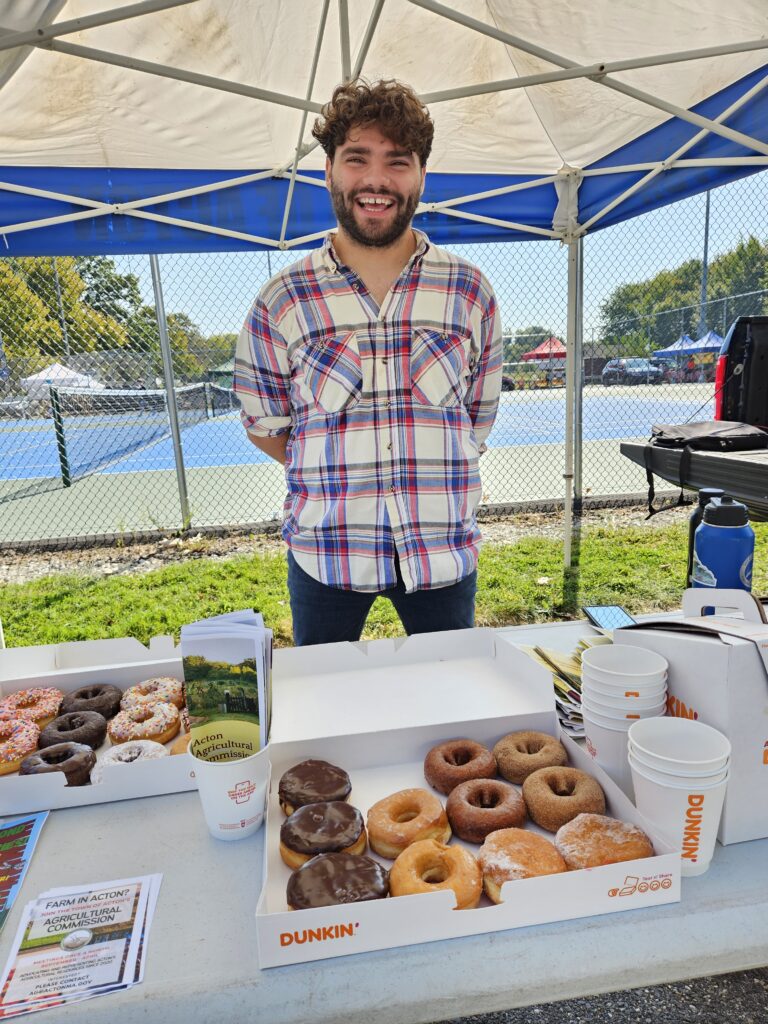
[601,358,664,386]
[715,316,768,424]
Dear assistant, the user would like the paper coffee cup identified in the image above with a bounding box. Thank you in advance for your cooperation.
[581,675,667,702]
[581,694,667,721]
[628,741,729,779]
[627,751,729,787]
[582,709,633,796]
[581,686,667,712]
[581,644,668,687]
[190,744,270,841]
[629,759,727,876]
[628,717,730,773]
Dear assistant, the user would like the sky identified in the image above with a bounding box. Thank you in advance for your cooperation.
[115,169,768,347]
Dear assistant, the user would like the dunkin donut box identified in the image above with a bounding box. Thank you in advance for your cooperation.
[256,629,680,968]
[0,635,195,812]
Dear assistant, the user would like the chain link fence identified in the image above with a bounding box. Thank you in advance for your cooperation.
[1,171,766,549]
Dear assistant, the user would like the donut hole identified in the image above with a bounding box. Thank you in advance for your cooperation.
[43,749,72,765]
[446,748,473,767]
[551,778,576,797]
[135,710,155,724]
[394,808,419,823]
[524,739,544,754]
[420,860,449,884]
[469,787,500,809]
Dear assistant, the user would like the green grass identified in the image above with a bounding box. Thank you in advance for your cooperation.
[2,521,767,648]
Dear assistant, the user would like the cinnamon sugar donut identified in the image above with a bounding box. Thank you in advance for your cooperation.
[478,828,567,902]
[389,838,482,910]
[556,813,654,869]
[423,739,496,795]
[367,788,450,859]
[446,778,525,843]
[522,766,605,832]
[493,730,568,784]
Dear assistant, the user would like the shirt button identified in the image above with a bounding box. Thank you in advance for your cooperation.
[385,400,391,408]
[390,485,396,493]
[386,442,392,450]
[382,359,388,365]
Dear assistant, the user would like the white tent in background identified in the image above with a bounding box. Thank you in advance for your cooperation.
[20,362,105,399]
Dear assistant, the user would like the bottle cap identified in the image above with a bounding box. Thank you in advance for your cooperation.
[697,487,724,508]
[702,495,749,526]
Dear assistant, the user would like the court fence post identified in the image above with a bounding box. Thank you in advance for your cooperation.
[49,385,71,487]
[150,254,192,530]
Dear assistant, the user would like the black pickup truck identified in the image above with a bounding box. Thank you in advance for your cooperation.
[715,316,768,427]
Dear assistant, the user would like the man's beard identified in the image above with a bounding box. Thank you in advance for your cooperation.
[329,180,420,248]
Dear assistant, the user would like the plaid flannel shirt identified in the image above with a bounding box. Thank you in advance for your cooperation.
[234,230,502,593]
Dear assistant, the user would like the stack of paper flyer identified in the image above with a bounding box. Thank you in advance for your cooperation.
[0,815,48,937]
[0,874,161,1018]
[181,609,272,758]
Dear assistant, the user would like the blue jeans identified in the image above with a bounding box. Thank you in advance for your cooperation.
[287,551,477,646]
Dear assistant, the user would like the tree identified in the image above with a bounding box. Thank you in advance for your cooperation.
[125,305,205,382]
[73,256,142,324]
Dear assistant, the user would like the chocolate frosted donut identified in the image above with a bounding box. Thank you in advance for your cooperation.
[61,684,123,720]
[423,739,497,795]
[280,802,366,868]
[446,778,526,843]
[39,711,107,751]
[278,759,351,815]
[287,852,389,909]
[20,742,96,786]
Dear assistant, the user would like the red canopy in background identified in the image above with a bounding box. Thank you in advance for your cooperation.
[521,337,567,361]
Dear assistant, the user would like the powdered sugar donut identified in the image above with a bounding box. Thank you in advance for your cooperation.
[121,677,184,711]
[91,740,169,784]
[108,701,180,745]
[555,813,654,869]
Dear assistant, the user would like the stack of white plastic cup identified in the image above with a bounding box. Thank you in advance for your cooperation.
[628,717,730,876]
[579,644,669,796]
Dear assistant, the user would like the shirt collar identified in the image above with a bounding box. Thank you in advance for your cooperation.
[319,228,431,274]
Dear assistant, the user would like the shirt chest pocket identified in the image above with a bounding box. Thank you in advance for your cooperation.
[300,331,363,414]
[410,328,472,407]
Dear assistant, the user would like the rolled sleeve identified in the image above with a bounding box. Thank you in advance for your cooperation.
[465,290,503,451]
[233,297,292,438]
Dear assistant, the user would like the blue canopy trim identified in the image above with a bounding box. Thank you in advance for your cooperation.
[0,64,766,256]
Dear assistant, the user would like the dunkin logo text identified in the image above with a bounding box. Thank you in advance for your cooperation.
[666,693,698,720]
[280,922,359,946]
[681,793,705,863]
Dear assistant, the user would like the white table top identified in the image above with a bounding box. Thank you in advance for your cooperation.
[1,620,766,1024]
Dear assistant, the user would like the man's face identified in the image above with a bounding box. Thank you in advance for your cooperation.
[326,125,425,248]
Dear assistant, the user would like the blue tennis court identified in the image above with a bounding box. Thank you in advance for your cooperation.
[0,390,714,481]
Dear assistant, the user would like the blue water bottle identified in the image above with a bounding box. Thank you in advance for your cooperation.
[691,495,755,590]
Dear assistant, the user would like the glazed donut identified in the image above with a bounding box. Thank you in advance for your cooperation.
[121,676,185,711]
[446,778,525,843]
[367,788,451,860]
[170,732,192,755]
[287,852,389,909]
[478,828,567,903]
[107,701,180,745]
[91,739,169,784]
[389,838,482,910]
[522,766,606,832]
[0,688,63,729]
[423,739,496,795]
[493,730,568,784]
[61,684,123,719]
[280,801,367,870]
[0,719,40,775]
[556,813,654,870]
[278,760,351,815]
[19,742,96,786]
[39,711,107,751]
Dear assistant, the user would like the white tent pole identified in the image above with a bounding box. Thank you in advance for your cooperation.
[47,39,323,116]
[0,0,200,53]
[409,0,768,157]
[563,238,582,568]
[437,207,558,238]
[581,73,768,233]
[280,0,331,246]
[583,158,768,174]
[351,0,386,78]
[338,0,351,81]
[149,254,191,530]
[572,240,584,506]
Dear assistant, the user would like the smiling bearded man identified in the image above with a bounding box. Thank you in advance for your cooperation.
[234,79,503,646]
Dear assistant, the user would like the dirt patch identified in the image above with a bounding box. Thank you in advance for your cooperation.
[3,504,691,586]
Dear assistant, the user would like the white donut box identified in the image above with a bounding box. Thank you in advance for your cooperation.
[0,635,195,811]
[255,629,680,969]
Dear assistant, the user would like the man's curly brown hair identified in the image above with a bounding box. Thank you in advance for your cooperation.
[312,79,434,166]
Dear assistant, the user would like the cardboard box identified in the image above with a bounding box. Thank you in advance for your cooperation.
[618,589,768,845]
[256,629,679,968]
[0,636,195,813]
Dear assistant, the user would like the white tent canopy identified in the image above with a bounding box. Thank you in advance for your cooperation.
[20,362,105,397]
[0,0,766,254]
